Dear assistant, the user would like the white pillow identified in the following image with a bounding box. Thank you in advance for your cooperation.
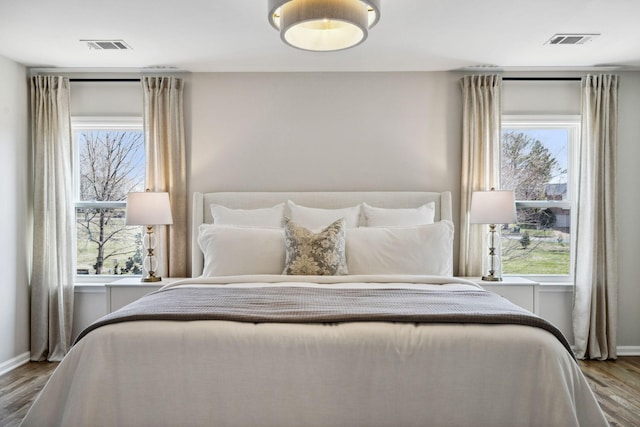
[210,203,284,228]
[198,224,285,276]
[362,202,435,227]
[346,220,453,276]
[287,201,360,229]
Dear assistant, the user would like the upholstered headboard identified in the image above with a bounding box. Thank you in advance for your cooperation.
[191,191,452,277]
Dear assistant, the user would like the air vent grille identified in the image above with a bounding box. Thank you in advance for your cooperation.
[82,40,133,50]
[545,34,599,45]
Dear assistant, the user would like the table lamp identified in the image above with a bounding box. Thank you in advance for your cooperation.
[470,188,516,281]
[125,190,173,282]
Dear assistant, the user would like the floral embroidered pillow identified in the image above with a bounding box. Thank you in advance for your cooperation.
[283,217,348,275]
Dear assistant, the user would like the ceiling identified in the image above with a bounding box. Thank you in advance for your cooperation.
[1,0,639,73]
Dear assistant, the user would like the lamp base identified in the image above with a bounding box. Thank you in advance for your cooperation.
[141,275,162,283]
[481,274,502,282]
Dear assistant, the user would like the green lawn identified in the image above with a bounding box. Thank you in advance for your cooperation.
[76,223,141,275]
[502,235,570,275]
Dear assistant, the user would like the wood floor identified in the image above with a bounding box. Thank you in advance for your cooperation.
[1,358,639,426]
[579,357,640,427]
[0,361,58,427]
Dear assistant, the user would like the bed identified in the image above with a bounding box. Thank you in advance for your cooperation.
[22,191,608,427]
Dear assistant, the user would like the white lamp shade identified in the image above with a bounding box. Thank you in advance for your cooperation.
[469,190,516,224]
[268,0,381,52]
[126,192,173,226]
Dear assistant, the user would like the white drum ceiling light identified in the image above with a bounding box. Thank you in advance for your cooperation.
[268,0,381,52]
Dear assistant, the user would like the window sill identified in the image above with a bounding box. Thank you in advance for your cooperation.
[75,275,142,283]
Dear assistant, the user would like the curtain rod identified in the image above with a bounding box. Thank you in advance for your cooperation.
[69,78,140,82]
[502,77,581,81]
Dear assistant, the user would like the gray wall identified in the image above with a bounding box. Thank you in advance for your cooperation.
[0,55,29,373]
[615,72,640,351]
[186,71,640,351]
[41,69,640,354]
[186,71,463,272]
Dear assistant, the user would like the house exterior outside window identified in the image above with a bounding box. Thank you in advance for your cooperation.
[500,115,579,282]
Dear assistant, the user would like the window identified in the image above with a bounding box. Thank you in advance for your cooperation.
[500,116,579,280]
[72,117,145,277]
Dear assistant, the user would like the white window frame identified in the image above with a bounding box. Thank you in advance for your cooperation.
[501,115,580,283]
[72,116,144,282]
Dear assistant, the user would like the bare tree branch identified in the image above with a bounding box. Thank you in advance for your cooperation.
[77,130,144,274]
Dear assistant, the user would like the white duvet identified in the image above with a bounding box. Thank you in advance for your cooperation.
[22,276,608,427]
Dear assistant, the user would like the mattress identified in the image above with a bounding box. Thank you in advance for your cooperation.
[21,275,608,427]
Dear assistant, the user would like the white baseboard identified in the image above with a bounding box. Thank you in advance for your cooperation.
[0,351,30,377]
[617,346,640,356]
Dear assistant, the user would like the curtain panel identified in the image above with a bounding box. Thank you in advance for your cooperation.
[573,74,619,360]
[142,76,188,278]
[30,76,75,361]
[458,75,503,277]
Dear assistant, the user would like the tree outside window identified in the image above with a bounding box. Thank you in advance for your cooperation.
[73,118,145,276]
[499,117,578,278]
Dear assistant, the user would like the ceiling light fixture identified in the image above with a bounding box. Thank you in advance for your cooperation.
[268,0,380,52]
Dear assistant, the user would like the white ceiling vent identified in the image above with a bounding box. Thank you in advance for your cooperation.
[82,40,132,50]
[545,34,599,45]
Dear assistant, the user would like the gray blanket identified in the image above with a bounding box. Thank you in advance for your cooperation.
[77,286,573,357]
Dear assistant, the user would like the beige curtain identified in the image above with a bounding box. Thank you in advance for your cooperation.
[573,74,619,360]
[30,76,74,361]
[458,75,503,276]
[142,76,188,277]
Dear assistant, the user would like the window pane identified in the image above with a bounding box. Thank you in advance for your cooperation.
[501,206,571,275]
[77,129,145,202]
[501,128,569,201]
[76,207,143,275]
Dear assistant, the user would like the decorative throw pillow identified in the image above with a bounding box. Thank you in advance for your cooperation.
[283,218,348,275]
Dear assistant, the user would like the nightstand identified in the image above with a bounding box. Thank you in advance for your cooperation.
[462,276,538,313]
[106,277,187,313]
